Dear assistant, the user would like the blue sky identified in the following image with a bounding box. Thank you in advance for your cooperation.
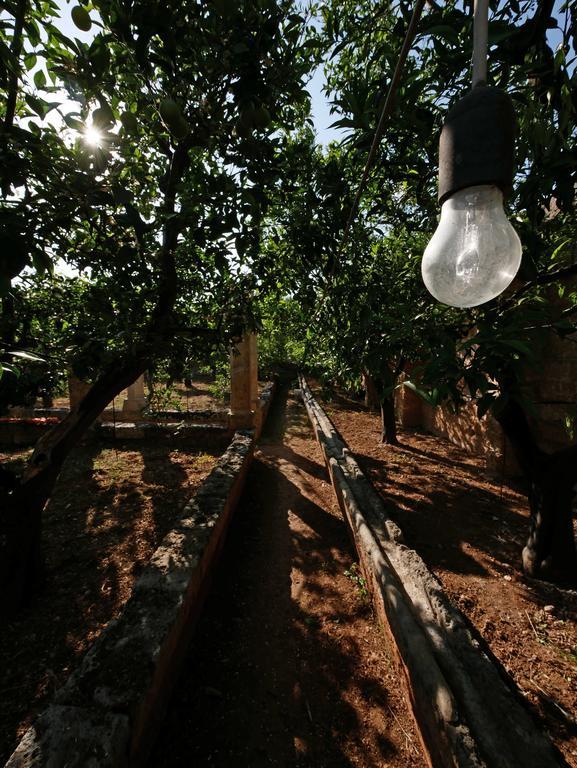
[54,0,570,148]
[306,63,344,145]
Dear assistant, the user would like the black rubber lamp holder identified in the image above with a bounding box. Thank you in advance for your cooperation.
[438,85,516,205]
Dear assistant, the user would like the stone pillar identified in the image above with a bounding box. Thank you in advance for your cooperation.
[68,374,91,410]
[122,374,147,415]
[229,333,259,430]
[396,375,423,428]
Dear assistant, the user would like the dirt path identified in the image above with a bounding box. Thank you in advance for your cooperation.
[324,396,577,766]
[150,388,423,767]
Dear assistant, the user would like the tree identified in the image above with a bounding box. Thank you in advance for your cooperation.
[308,0,577,582]
[0,0,320,612]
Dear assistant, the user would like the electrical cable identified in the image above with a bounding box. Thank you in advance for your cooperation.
[300,0,427,365]
[333,0,427,274]
[472,0,489,86]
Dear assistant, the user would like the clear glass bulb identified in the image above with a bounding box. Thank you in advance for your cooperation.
[421,184,522,308]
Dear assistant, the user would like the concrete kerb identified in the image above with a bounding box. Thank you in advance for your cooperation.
[298,375,564,768]
[5,384,276,768]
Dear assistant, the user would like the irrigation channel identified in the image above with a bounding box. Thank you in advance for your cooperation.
[148,384,424,768]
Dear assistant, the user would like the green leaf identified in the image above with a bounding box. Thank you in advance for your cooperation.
[498,339,535,360]
[421,24,459,42]
[487,22,517,43]
[63,113,84,130]
[9,350,46,362]
[34,68,47,88]
[550,239,572,263]
[403,380,440,406]
[25,93,47,117]
[32,249,54,276]
[0,363,19,379]
[24,53,37,70]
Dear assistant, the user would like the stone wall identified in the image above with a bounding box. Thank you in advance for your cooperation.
[422,400,520,476]
[4,383,276,768]
[395,329,577,476]
[395,380,514,474]
[300,377,560,768]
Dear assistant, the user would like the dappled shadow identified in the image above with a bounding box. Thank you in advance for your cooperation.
[301,393,577,764]
[149,397,417,767]
[328,390,366,413]
[326,415,530,580]
[140,445,189,534]
[259,458,348,553]
[0,440,218,765]
[399,440,497,477]
[268,443,329,483]
[320,400,577,762]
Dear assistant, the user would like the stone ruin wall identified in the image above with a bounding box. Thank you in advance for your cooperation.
[395,329,577,477]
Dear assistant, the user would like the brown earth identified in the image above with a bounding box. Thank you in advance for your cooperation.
[52,378,227,413]
[4,384,576,767]
[150,388,424,768]
[323,392,577,767]
[0,441,219,765]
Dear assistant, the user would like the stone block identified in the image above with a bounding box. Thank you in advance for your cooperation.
[5,705,129,768]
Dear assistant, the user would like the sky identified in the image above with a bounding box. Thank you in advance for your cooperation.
[53,0,571,147]
[54,0,343,145]
[306,63,344,145]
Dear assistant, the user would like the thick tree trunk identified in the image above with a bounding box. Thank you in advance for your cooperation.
[0,140,191,616]
[0,356,149,614]
[380,396,398,445]
[496,400,577,585]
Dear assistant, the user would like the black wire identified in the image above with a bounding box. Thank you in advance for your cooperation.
[302,0,428,364]
[334,0,427,272]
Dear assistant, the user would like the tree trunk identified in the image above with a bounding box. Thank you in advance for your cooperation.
[0,139,190,616]
[496,400,577,585]
[0,356,149,614]
[144,370,155,398]
[380,396,398,445]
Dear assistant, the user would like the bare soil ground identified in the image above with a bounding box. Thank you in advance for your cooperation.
[322,392,577,767]
[5,384,575,766]
[0,441,219,765]
[52,378,227,413]
[150,388,424,768]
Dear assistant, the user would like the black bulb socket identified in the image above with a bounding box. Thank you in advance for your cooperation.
[438,85,516,205]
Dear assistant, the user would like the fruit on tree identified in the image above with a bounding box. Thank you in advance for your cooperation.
[71,6,92,31]
[120,111,138,133]
[159,98,189,139]
[92,104,115,128]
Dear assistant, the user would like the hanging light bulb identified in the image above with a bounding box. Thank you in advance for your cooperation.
[422,80,522,308]
[422,184,522,308]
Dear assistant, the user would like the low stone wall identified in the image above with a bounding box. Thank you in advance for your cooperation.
[0,383,276,449]
[300,376,562,768]
[395,381,521,476]
[255,382,274,438]
[143,408,229,424]
[96,421,232,450]
[5,383,276,768]
[0,419,58,447]
[6,433,253,768]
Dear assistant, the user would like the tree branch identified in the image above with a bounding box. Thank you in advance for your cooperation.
[3,0,27,131]
[501,262,577,311]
